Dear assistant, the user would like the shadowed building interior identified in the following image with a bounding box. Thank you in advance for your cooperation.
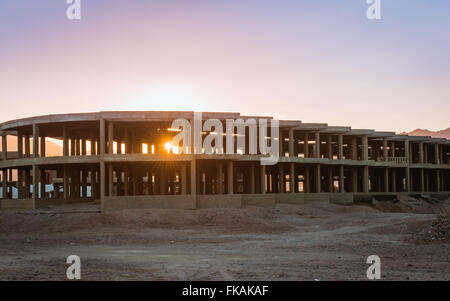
[0,111,449,210]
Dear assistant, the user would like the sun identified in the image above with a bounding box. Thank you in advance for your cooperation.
[164,142,172,153]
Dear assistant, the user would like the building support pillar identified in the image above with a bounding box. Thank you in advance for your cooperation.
[289,128,295,157]
[339,165,345,193]
[40,169,46,199]
[327,135,333,159]
[181,162,187,195]
[290,163,295,193]
[304,133,309,158]
[304,167,310,193]
[419,142,424,164]
[420,168,425,192]
[436,169,440,192]
[338,134,343,159]
[1,169,7,199]
[352,167,358,192]
[391,169,396,193]
[260,165,266,194]
[314,132,320,158]
[405,167,411,193]
[362,136,368,161]
[250,163,255,194]
[1,133,7,161]
[383,138,388,161]
[363,165,369,193]
[328,166,333,192]
[279,164,285,193]
[315,164,321,193]
[384,167,389,192]
[227,161,233,194]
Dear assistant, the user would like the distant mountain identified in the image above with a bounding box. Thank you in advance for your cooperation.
[399,127,450,139]
[1,136,62,156]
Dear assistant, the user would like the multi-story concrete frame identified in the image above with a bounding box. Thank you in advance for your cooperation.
[0,111,449,210]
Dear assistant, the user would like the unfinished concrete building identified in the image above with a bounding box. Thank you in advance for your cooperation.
[0,111,449,210]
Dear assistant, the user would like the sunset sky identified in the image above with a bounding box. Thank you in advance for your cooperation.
[0,0,449,133]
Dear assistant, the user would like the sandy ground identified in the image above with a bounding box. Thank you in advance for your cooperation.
[0,197,449,281]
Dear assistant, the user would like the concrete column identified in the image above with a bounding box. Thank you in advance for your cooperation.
[434,144,439,164]
[338,134,343,159]
[33,124,40,159]
[40,169,46,199]
[108,121,114,154]
[391,169,397,193]
[70,137,75,156]
[90,168,96,199]
[304,133,309,158]
[290,163,295,193]
[328,166,333,192]
[75,138,80,156]
[362,136,368,161]
[304,167,310,193]
[180,163,187,195]
[404,140,409,163]
[351,136,357,160]
[315,164,321,193]
[419,168,424,192]
[406,167,411,192]
[250,163,256,194]
[25,169,30,198]
[190,160,197,197]
[81,139,87,156]
[424,144,428,163]
[32,165,39,205]
[1,169,7,198]
[123,166,129,196]
[362,166,369,193]
[289,128,295,157]
[436,169,440,192]
[390,141,395,158]
[339,165,344,193]
[418,142,424,164]
[384,167,389,192]
[352,167,358,192]
[216,163,223,194]
[18,132,23,159]
[1,133,7,161]
[25,135,30,158]
[327,135,333,159]
[279,130,284,156]
[278,164,285,193]
[17,168,23,199]
[260,164,266,194]
[63,127,69,156]
[40,136,46,158]
[227,161,233,194]
[108,164,113,196]
[383,138,388,161]
[100,118,106,203]
[314,132,320,158]
[82,169,88,198]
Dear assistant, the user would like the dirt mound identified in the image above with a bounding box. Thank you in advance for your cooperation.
[373,197,450,215]
[0,207,297,234]
[410,216,450,244]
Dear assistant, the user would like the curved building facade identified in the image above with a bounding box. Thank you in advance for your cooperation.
[0,111,449,210]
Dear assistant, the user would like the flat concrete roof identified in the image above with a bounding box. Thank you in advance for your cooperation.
[320,126,351,134]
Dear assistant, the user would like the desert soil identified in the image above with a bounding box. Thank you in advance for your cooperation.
[0,197,449,280]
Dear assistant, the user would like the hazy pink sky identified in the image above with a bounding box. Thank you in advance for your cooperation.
[0,0,449,132]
